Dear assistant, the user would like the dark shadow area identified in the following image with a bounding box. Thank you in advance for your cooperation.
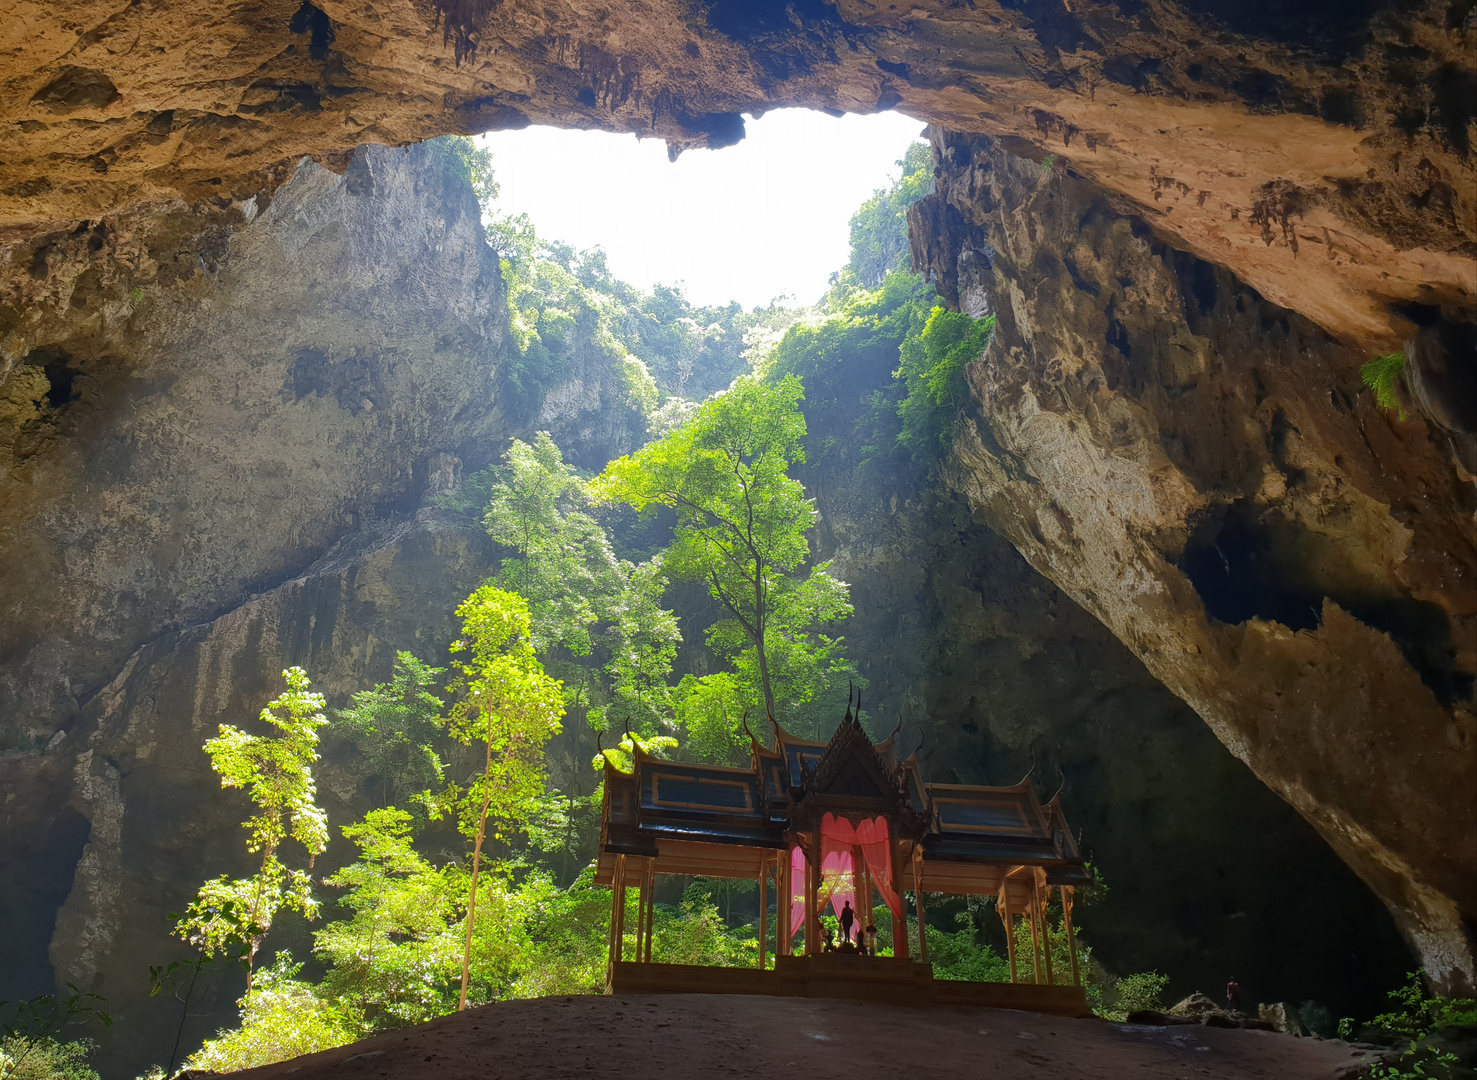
[0,804,90,1000]
[1181,500,1472,704]
[1180,502,1323,631]
[24,345,82,409]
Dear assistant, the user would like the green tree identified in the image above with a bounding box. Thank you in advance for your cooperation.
[177,667,330,986]
[486,433,680,739]
[332,653,446,812]
[314,808,464,1028]
[442,586,564,1010]
[594,375,854,732]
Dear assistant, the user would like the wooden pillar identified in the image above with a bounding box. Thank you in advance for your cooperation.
[1026,890,1043,985]
[758,854,768,970]
[611,853,627,969]
[854,844,872,938]
[913,847,929,968]
[633,857,647,965]
[1062,886,1081,987]
[890,832,908,960]
[779,848,792,957]
[643,858,656,964]
[998,883,1018,984]
[1037,871,1055,985]
[804,836,820,954]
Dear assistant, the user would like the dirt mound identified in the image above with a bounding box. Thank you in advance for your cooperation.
[227,993,1380,1080]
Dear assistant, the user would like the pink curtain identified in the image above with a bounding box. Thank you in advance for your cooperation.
[818,848,855,924]
[790,816,900,940]
[790,845,807,938]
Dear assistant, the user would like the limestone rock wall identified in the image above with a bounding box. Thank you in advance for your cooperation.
[908,128,1476,991]
[0,141,506,749]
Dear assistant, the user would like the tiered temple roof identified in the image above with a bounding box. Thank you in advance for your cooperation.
[597,700,1090,892]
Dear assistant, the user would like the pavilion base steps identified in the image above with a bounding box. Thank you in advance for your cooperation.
[608,956,1091,1016]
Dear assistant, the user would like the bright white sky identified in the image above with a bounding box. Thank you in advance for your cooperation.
[477,109,927,310]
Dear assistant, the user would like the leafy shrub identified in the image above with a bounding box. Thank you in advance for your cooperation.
[1361,352,1408,420]
[895,305,995,455]
[0,1038,100,1080]
[183,956,359,1073]
[423,135,498,205]
[1112,971,1170,1015]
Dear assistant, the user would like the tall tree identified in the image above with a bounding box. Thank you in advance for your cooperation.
[178,667,330,987]
[594,375,852,727]
[442,585,564,1011]
[485,431,681,737]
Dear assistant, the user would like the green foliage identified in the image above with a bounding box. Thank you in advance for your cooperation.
[178,668,329,977]
[758,137,992,469]
[649,882,756,967]
[443,585,564,1009]
[1110,970,1170,1015]
[590,730,679,774]
[1337,971,1477,1079]
[839,141,933,289]
[1040,153,1056,174]
[0,1038,99,1080]
[314,808,465,1028]
[1373,971,1477,1039]
[0,990,108,1080]
[484,433,680,738]
[1361,352,1409,421]
[332,653,446,813]
[594,375,856,729]
[925,921,1011,983]
[182,956,358,1074]
[895,306,995,455]
[512,867,613,997]
[673,671,748,764]
[423,135,498,205]
[481,210,801,422]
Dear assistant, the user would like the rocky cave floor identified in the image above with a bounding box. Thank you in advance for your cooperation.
[225,994,1378,1080]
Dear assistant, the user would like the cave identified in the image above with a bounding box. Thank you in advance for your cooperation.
[0,1,1473,1077]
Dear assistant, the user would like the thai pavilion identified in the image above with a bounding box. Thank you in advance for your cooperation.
[595,695,1093,1015]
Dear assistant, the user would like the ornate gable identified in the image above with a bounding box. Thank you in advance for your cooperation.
[794,699,928,837]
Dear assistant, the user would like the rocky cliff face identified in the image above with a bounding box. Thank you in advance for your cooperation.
[0,142,514,1070]
[1,508,498,1075]
[0,142,506,748]
[908,128,1475,991]
[2,0,1471,350]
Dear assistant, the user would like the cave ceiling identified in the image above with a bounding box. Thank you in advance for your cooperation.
[2,0,1474,360]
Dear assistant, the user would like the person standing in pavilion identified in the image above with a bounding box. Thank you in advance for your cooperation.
[840,900,856,943]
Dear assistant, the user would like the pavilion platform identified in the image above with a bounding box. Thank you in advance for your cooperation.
[609,956,1091,1016]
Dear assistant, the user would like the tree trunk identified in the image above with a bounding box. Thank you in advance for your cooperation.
[459,734,495,1011]
[752,569,776,721]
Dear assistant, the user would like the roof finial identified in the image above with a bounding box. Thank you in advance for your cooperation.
[1013,751,1037,789]
[740,708,759,747]
[1049,765,1067,804]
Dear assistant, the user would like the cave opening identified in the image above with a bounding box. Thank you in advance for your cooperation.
[23,345,82,409]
